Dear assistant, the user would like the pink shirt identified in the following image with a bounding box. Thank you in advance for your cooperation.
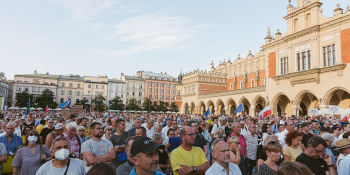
[227,133,247,157]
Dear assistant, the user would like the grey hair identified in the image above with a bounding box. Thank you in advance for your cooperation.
[76,126,85,131]
[153,133,162,142]
[320,133,335,143]
[66,122,77,129]
[210,139,225,153]
[215,128,225,137]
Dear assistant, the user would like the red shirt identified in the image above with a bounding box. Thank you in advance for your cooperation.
[227,133,247,157]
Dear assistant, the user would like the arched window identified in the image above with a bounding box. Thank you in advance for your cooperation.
[306,13,311,28]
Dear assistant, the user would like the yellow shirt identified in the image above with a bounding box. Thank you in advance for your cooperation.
[170,146,208,175]
[283,145,303,162]
[35,124,45,134]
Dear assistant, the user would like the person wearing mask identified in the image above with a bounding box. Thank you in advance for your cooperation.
[62,122,82,159]
[296,136,336,175]
[300,122,313,151]
[258,140,282,175]
[45,123,64,148]
[191,121,208,156]
[127,117,142,137]
[170,126,209,175]
[129,136,164,175]
[0,123,23,174]
[205,139,242,175]
[12,130,51,175]
[39,118,54,144]
[82,122,115,172]
[283,130,303,162]
[35,137,85,174]
[243,123,259,175]
[116,136,136,175]
[109,119,128,169]
[76,126,88,143]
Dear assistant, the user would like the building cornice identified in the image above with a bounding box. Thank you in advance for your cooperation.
[197,86,266,99]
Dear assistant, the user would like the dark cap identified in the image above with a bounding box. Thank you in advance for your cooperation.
[130,136,161,157]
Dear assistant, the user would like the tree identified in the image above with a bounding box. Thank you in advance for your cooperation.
[15,91,34,107]
[170,102,179,112]
[76,98,90,110]
[156,101,169,112]
[109,96,124,111]
[126,98,141,110]
[142,98,155,112]
[92,93,106,112]
[35,89,58,109]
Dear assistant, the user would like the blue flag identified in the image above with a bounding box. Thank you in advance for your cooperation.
[59,98,71,109]
[25,98,30,115]
[204,108,211,117]
[234,103,244,114]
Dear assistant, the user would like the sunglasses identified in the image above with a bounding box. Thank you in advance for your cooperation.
[29,134,38,136]
[107,129,112,131]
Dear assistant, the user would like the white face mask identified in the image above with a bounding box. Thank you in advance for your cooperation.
[55,149,70,160]
[28,135,37,143]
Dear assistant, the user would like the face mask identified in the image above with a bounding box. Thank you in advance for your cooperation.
[28,135,37,143]
[55,149,70,160]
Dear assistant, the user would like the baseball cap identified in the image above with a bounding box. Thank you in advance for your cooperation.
[54,123,63,130]
[130,136,161,157]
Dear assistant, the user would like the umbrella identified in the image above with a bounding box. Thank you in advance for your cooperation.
[30,107,35,110]
[20,107,27,110]
[13,107,20,110]
[8,107,15,110]
[37,107,43,110]
[55,108,62,111]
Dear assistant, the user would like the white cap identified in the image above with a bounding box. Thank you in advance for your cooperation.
[54,123,63,130]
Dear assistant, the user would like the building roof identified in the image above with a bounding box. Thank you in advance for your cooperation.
[143,71,175,79]
[124,75,144,81]
[58,75,84,81]
[108,79,125,83]
[15,73,60,79]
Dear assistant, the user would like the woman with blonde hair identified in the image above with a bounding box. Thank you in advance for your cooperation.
[257,135,281,169]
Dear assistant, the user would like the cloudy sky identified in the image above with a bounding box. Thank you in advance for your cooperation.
[0,0,347,80]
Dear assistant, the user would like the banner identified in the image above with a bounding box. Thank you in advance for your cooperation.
[329,105,340,114]
[310,108,318,116]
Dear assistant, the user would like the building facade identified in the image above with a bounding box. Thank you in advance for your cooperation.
[107,79,126,107]
[57,75,84,105]
[137,71,177,105]
[0,73,9,111]
[121,73,145,105]
[11,72,59,107]
[178,0,350,117]
[82,76,108,104]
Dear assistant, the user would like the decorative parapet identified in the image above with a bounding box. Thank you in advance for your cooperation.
[272,64,346,86]
[198,86,266,99]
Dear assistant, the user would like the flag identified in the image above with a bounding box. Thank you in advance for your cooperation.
[25,98,30,115]
[258,106,271,117]
[45,105,48,113]
[204,108,211,117]
[59,98,71,109]
[234,103,244,114]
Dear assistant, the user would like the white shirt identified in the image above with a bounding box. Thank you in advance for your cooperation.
[205,161,242,175]
[161,125,170,140]
[338,154,350,175]
[141,123,155,139]
[337,153,345,168]
[125,120,133,131]
[275,129,288,146]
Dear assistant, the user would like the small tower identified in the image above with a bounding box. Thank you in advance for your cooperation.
[275,29,282,39]
[210,60,215,71]
[334,3,343,16]
[264,27,273,43]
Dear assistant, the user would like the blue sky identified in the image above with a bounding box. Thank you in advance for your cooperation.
[0,0,348,80]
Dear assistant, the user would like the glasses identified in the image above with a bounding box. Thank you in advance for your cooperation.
[313,147,325,154]
[29,134,38,136]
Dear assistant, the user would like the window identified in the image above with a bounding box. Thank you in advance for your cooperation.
[76,91,80,96]
[132,91,135,96]
[240,81,243,89]
[230,83,233,90]
[308,50,311,69]
[69,90,72,95]
[77,84,81,88]
[280,57,288,74]
[155,95,158,99]
[264,77,266,85]
[88,91,91,95]
[148,82,152,86]
[88,84,91,88]
[302,52,307,70]
[154,82,158,86]
[62,82,65,87]
[95,91,98,95]
[133,84,135,88]
[138,99,141,104]
[323,44,336,67]
[69,83,72,88]
[177,90,181,96]
[140,85,142,89]
[96,85,99,88]
[148,88,152,92]
[149,94,152,99]
[102,85,104,89]
[251,80,255,88]
[166,96,169,100]
[139,92,142,96]
[61,90,65,95]
[297,53,301,71]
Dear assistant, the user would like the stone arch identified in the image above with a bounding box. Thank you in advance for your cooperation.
[226,98,236,116]
[216,99,225,115]
[184,102,190,114]
[294,90,319,116]
[190,102,196,114]
[271,93,292,117]
[252,95,267,116]
[207,100,215,115]
[323,87,350,108]
[199,101,206,115]
[238,96,251,116]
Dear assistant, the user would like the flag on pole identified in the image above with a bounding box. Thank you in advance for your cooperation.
[234,103,244,114]
[25,98,30,115]
[45,105,48,113]
[59,98,71,109]
[204,108,211,117]
[258,106,271,117]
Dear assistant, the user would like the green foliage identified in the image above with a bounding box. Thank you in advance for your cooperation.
[35,89,57,108]
[15,91,34,107]
[170,102,179,112]
[156,101,169,112]
[92,93,106,112]
[126,98,141,110]
[76,98,90,110]
[142,98,155,112]
[109,96,124,111]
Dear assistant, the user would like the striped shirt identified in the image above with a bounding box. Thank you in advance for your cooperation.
[0,134,23,155]
[243,132,258,160]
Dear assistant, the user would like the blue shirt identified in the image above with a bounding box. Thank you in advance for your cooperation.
[325,147,335,164]
[338,154,350,175]
[129,167,165,175]
[0,134,23,155]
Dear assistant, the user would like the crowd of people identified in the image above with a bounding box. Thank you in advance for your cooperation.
[0,110,349,175]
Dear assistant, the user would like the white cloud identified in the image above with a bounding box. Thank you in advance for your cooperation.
[98,13,193,57]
